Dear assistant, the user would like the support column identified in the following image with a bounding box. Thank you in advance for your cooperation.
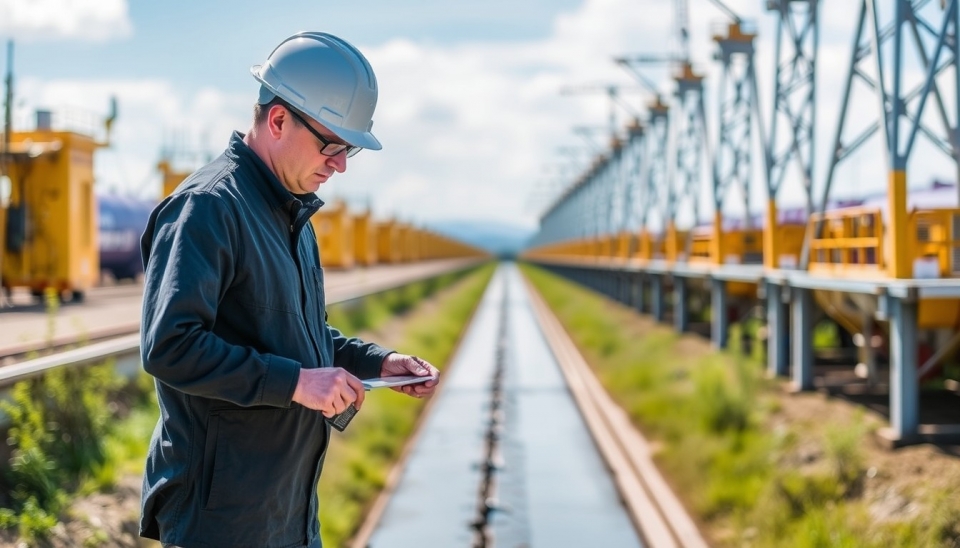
[861,310,877,386]
[889,296,919,442]
[791,287,814,391]
[651,275,665,322]
[621,273,633,304]
[766,283,790,377]
[635,275,646,314]
[674,276,689,333]
[711,278,728,349]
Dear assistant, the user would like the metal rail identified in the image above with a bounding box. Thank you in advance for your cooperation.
[0,259,487,388]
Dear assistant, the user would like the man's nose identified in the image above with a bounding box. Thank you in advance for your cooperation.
[328,151,348,173]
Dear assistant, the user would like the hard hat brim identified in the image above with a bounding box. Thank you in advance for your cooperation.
[326,125,382,151]
[252,68,382,151]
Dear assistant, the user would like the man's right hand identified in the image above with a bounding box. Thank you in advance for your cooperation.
[291,367,366,418]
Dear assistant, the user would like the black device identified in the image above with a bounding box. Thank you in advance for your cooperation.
[325,404,358,432]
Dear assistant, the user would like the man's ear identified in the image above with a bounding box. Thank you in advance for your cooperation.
[266,105,288,139]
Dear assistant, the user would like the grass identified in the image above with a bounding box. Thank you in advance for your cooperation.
[318,262,496,547]
[520,263,960,548]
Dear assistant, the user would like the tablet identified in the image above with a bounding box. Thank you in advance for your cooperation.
[362,375,437,390]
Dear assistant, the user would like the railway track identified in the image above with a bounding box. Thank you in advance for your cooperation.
[357,264,705,547]
[0,259,482,367]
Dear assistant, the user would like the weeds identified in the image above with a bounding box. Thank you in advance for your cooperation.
[520,263,960,548]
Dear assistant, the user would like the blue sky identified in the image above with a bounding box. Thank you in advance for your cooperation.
[1,0,957,232]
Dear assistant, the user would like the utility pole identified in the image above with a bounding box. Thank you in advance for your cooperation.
[0,40,13,307]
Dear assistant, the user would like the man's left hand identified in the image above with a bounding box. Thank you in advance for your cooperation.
[379,353,440,398]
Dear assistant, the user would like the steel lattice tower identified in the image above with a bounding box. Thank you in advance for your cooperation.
[764,0,819,269]
[711,19,764,262]
[668,63,709,260]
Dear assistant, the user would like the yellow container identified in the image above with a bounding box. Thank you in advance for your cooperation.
[2,130,100,298]
[377,221,401,263]
[310,200,354,269]
[353,211,377,266]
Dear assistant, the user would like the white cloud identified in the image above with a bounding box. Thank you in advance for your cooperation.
[330,0,670,229]
[0,0,132,42]
[7,0,957,235]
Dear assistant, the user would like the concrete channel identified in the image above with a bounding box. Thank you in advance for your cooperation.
[363,264,644,547]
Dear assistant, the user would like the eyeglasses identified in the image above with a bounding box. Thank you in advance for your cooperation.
[286,107,361,158]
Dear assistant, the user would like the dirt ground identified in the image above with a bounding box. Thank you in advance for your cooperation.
[0,474,158,548]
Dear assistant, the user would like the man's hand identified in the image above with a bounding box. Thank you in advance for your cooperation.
[380,353,440,398]
[292,367,366,418]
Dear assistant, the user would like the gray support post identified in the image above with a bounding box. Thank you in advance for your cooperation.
[651,275,665,322]
[674,276,689,333]
[862,310,877,386]
[620,273,631,304]
[635,275,646,313]
[791,287,814,391]
[711,278,729,349]
[889,296,919,442]
[766,283,790,377]
[633,273,647,314]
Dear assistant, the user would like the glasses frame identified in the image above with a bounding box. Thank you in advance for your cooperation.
[285,106,361,158]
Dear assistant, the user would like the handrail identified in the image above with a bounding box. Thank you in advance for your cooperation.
[0,333,140,387]
[0,258,487,388]
[807,208,884,271]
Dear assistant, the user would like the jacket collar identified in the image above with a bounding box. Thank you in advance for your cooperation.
[226,131,324,214]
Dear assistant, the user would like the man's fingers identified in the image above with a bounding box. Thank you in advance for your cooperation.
[344,375,365,409]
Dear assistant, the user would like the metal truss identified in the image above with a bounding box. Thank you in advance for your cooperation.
[712,19,764,224]
[809,0,960,275]
[765,0,819,211]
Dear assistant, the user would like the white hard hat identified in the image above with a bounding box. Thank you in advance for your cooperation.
[252,31,381,151]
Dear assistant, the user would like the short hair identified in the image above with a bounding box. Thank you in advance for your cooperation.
[253,96,305,128]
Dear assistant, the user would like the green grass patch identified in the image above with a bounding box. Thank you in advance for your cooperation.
[319,262,496,547]
[520,263,960,548]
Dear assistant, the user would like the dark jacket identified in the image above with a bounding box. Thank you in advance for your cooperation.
[139,131,392,548]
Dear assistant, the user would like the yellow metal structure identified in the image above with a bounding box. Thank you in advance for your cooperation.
[2,129,103,298]
[352,210,377,266]
[907,208,960,278]
[763,199,779,268]
[807,207,885,278]
[888,170,910,278]
[400,224,420,262]
[158,159,193,199]
[616,231,633,260]
[310,200,354,269]
[376,220,401,264]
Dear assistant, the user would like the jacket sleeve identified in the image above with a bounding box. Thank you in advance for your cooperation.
[328,325,394,380]
[140,191,301,407]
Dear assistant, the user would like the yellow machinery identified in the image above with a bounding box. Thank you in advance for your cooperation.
[406,224,422,262]
[377,220,401,264]
[1,107,115,301]
[615,231,634,261]
[310,199,354,269]
[353,210,377,266]
[808,206,960,329]
[157,159,193,199]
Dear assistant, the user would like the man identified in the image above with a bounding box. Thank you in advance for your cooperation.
[138,32,439,548]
